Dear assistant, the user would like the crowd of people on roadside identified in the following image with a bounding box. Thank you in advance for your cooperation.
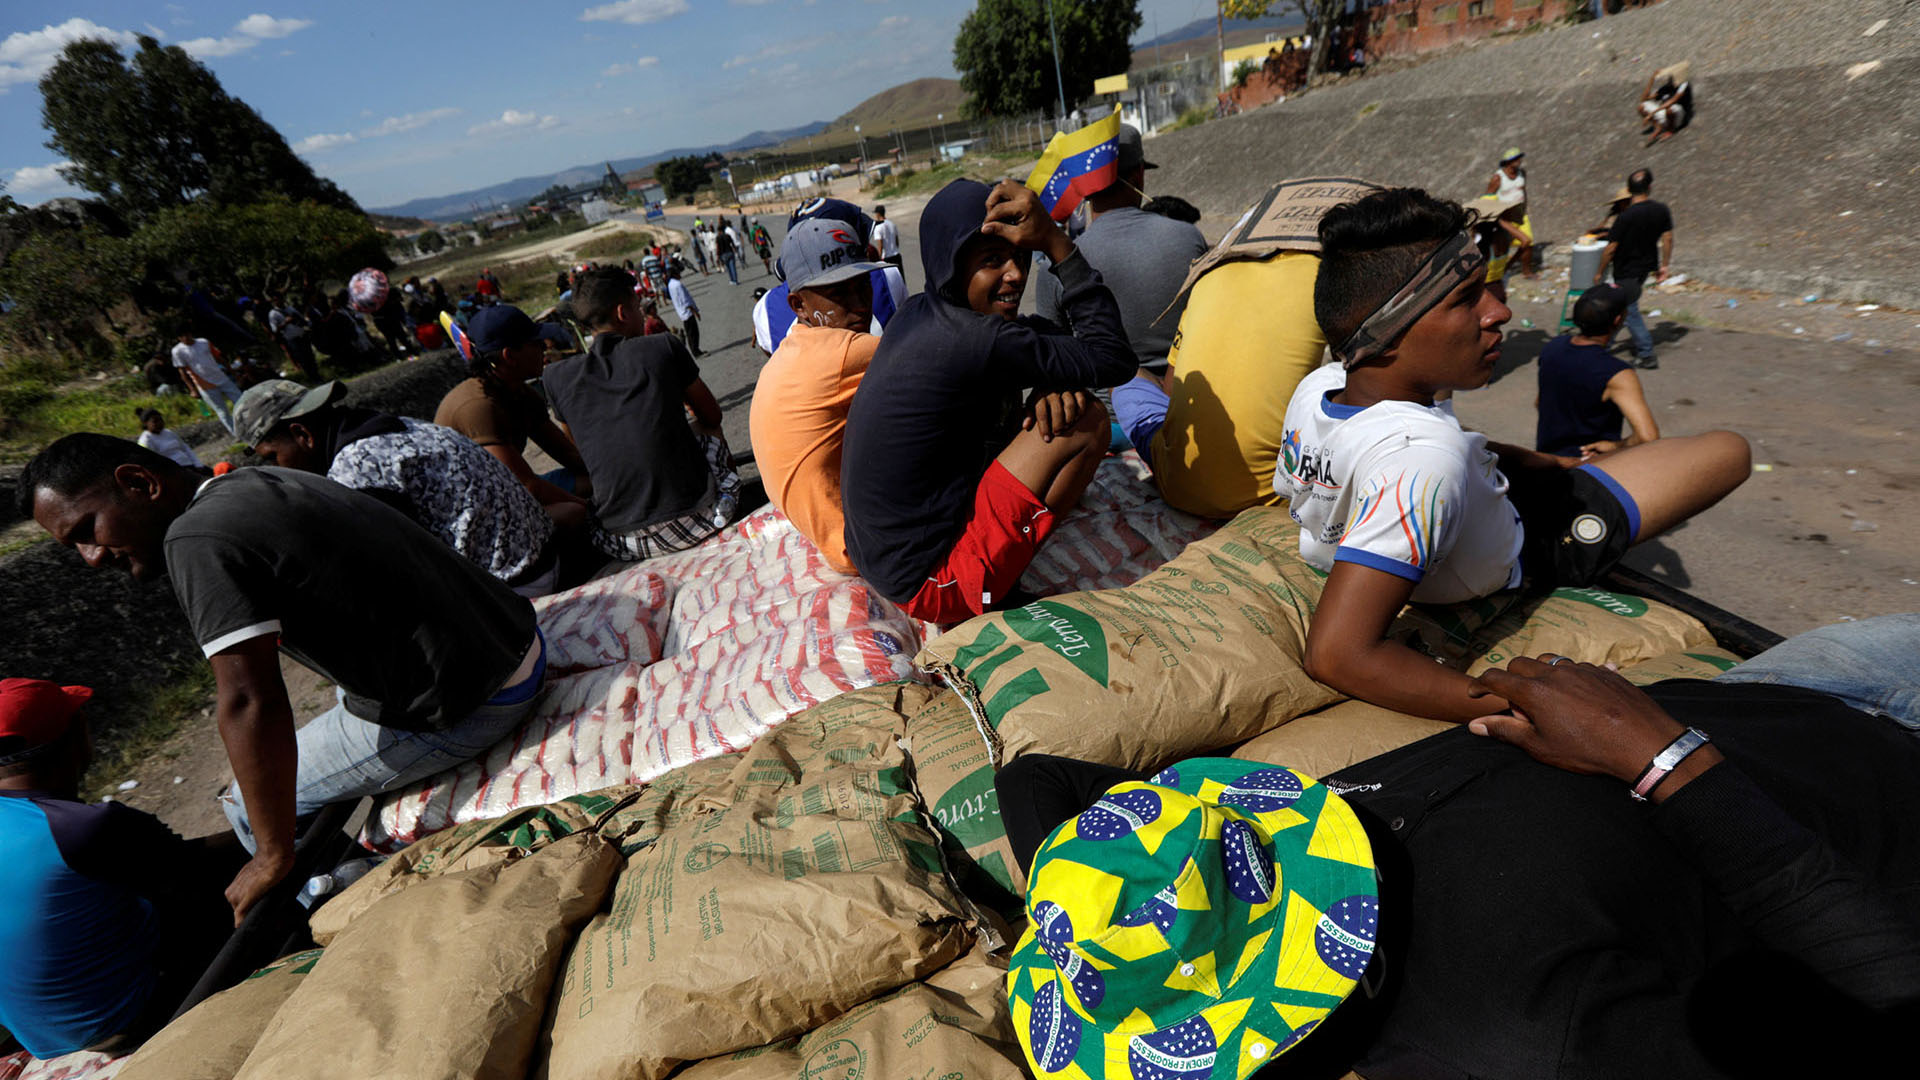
[6,116,1917,1078]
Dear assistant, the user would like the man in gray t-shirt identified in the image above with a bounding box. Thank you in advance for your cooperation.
[18,434,544,923]
[1034,124,1210,377]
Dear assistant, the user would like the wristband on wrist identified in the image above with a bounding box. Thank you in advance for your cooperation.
[1629,727,1710,801]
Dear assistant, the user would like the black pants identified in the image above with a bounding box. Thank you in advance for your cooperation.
[996,754,1145,874]
[90,834,246,1052]
[682,314,701,355]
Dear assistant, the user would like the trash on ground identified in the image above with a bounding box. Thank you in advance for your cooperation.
[117,779,138,792]
[1832,332,1853,342]
[1856,304,1880,311]
[1752,464,1774,472]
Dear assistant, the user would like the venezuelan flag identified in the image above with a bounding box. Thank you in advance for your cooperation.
[441,311,473,362]
[1025,113,1122,222]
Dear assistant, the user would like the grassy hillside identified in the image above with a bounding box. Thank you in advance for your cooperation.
[766,78,967,155]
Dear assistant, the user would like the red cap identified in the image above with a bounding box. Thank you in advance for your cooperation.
[0,679,93,750]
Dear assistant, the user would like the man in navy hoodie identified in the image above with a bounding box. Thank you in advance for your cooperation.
[841,179,1134,623]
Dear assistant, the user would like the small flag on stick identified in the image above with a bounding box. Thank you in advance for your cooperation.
[441,311,473,362]
[1025,113,1122,222]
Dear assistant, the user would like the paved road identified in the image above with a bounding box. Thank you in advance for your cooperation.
[649,197,926,462]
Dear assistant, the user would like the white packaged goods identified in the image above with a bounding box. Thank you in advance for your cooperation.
[363,455,1201,851]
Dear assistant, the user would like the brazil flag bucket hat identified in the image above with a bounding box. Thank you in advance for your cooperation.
[1007,758,1377,1079]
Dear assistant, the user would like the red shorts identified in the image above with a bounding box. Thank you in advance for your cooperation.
[905,461,1055,625]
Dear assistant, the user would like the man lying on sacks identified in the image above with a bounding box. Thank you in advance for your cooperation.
[996,640,1920,1079]
[19,433,548,924]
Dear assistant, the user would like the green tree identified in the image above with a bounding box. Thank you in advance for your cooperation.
[415,228,446,255]
[1223,0,1344,83]
[953,0,1142,118]
[39,35,360,225]
[136,196,387,302]
[654,155,712,200]
[0,226,137,358]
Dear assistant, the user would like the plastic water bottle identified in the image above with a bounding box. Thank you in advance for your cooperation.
[295,856,386,910]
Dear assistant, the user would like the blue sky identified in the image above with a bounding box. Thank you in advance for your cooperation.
[3,1,1222,211]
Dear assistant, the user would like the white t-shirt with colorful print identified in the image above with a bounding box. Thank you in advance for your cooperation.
[1276,364,1523,604]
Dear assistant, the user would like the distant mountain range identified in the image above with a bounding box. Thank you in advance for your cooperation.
[369,120,832,222]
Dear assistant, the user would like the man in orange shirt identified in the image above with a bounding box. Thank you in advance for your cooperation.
[749,220,886,572]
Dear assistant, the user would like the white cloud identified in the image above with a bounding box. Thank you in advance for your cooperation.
[294,132,356,153]
[723,36,827,70]
[232,14,312,39]
[8,161,74,193]
[179,14,315,60]
[604,55,660,76]
[579,0,689,25]
[362,107,460,137]
[468,109,563,136]
[0,18,138,90]
[876,15,909,29]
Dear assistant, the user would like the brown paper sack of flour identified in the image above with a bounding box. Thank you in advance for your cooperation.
[235,831,622,1080]
[1233,700,1453,779]
[917,508,1342,773]
[674,946,1024,1080]
[901,690,1028,916]
[114,949,323,1080]
[537,683,972,1080]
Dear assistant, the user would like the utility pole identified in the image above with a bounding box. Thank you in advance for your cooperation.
[1045,0,1067,125]
[1217,1,1227,91]
[854,124,867,187]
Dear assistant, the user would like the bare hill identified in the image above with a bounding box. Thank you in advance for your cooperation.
[1150,0,1920,306]
[765,78,968,155]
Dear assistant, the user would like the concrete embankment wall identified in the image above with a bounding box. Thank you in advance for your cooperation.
[1152,0,1920,306]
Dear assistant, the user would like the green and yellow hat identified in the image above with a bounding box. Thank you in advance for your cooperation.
[1007,758,1377,1080]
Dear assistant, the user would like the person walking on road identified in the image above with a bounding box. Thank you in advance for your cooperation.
[667,264,703,356]
[1484,148,1535,276]
[170,331,243,436]
[1593,168,1674,370]
[716,225,739,285]
[872,204,902,271]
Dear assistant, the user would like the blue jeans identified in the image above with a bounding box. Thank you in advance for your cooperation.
[222,635,547,850]
[1619,275,1654,360]
[722,253,738,284]
[197,375,243,436]
[1112,373,1171,470]
[1715,614,1920,732]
